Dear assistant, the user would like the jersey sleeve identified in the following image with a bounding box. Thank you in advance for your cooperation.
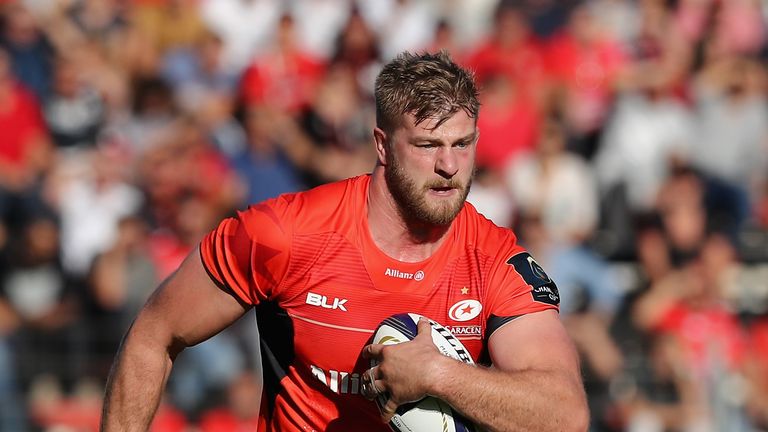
[484,246,561,338]
[199,197,293,305]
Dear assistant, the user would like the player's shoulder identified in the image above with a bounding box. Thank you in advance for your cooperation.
[460,203,559,310]
[459,201,520,254]
[238,175,368,234]
[296,175,366,207]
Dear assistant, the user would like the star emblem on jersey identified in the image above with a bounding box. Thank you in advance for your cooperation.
[460,304,474,315]
[448,299,482,322]
[460,287,469,295]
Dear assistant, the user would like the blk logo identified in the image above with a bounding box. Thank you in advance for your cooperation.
[306,292,348,311]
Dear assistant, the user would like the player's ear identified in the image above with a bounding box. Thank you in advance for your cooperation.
[374,127,388,166]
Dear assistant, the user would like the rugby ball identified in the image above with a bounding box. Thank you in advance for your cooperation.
[371,313,479,432]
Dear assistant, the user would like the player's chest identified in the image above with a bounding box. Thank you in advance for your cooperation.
[275,252,487,372]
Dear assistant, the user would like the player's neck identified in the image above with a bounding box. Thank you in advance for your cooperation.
[367,169,452,263]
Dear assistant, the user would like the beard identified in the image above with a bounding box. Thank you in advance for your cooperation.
[385,154,472,226]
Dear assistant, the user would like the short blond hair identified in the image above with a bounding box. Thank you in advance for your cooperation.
[375,51,480,134]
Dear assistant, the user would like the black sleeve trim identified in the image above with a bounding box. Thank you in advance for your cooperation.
[478,314,523,365]
[486,313,523,340]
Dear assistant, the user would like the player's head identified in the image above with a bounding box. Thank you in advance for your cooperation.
[374,51,480,137]
[374,51,480,226]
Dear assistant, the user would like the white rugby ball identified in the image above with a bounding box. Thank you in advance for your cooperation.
[371,313,479,432]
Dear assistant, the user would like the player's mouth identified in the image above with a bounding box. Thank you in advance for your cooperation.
[428,186,458,196]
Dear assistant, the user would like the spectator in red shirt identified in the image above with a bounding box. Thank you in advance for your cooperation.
[475,73,541,171]
[545,5,628,158]
[0,47,50,190]
[239,14,324,114]
[0,46,52,231]
[466,4,547,101]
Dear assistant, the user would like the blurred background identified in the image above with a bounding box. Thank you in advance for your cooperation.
[0,0,767,430]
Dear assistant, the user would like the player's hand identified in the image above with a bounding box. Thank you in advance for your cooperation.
[362,318,448,423]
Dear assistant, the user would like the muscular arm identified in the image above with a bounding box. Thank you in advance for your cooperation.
[366,310,588,432]
[100,248,249,431]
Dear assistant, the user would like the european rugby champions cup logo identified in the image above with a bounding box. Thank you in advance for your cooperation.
[527,256,551,283]
[505,252,560,306]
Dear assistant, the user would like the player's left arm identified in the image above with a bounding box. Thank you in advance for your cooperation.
[445,309,588,431]
[365,311,588,432]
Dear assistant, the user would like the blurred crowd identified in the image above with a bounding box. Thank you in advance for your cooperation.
[0,0,767,430]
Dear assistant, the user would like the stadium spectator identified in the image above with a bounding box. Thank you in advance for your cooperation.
[0,2,54,98]
[198,370,261,432]
[130,0,206,56]
[690,50,768,228]
[289,0,352,60]
[43,55,106,150]
[51,146,143,278]
[632,243,749,430]
[594,64,693,214]
[506,115,598,244]
[585,0,641,49]
[475,73,541,171]
[239,14,325,114]
[466,3,547,100]
[3,216,81,391]
[89,215,157,378]
[466,167,515,228]
[230,105,306,204]
[198,0,281,73]
[0,46,53,233]
[544,4,628,159]
[297,62,376,186]
[66,0,126,43]
[357,0,438,61]
[160,29,238,119]
[329,7,382,98]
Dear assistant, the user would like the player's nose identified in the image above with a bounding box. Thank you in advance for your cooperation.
[434,147,458,178]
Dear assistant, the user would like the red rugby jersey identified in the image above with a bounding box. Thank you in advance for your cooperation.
[200,174,559,431]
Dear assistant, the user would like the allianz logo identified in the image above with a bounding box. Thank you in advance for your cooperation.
[311,366,361,395]
[384,268,425,281]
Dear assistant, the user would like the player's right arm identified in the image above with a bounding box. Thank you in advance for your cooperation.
[100,249,249,432]
[101,198,294,431]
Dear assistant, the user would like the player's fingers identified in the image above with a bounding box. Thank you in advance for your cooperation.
[380,398,399,423]
[361,366,384,400]
[373,378,387,394]
[360,366,374,399]
[361,381,376,400]
[363,343,384,360]
[415,317,432,340]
